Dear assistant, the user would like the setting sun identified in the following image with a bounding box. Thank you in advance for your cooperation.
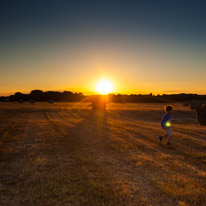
[95,79,114,94]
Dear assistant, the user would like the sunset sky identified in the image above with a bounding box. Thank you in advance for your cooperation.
[1,0,205,96]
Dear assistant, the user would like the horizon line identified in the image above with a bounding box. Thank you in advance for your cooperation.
[1,89,206,97]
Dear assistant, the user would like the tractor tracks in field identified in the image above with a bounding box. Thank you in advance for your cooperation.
[44,110,72,137]
[110,109,206,139]
[106,112,206,199]
[108,110,206,154]
[0,109,29,142]
[109,111,206,175]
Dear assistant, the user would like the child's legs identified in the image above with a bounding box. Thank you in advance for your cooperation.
[165,127,172,142]
[167,135,172,143]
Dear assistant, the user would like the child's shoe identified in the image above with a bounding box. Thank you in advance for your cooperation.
[158,136,163,142]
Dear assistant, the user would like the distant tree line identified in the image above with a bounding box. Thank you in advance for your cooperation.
[0,90,84,102]
[0,90,206,103]
[108,93,206,103]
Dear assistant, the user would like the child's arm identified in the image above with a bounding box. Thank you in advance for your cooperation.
[161,114,166,128]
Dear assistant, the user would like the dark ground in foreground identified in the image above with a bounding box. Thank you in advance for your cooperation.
[0,102,206,206]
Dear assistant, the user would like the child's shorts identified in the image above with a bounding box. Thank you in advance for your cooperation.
[164,127,172,136]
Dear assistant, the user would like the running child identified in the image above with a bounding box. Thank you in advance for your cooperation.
[159,105,173,145]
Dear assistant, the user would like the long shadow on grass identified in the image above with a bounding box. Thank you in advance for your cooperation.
[64,110,110,150]
[45,109,116,205]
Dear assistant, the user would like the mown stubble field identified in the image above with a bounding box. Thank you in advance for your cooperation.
[0,102,206,206]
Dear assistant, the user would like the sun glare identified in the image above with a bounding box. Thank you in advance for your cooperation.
[95,79,114,94]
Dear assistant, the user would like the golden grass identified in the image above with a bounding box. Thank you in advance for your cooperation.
[0,102,206,205]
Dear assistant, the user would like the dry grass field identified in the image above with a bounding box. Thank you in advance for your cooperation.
[0,102,206,206]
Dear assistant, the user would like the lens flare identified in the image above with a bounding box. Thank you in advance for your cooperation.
[165,122,171,127]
